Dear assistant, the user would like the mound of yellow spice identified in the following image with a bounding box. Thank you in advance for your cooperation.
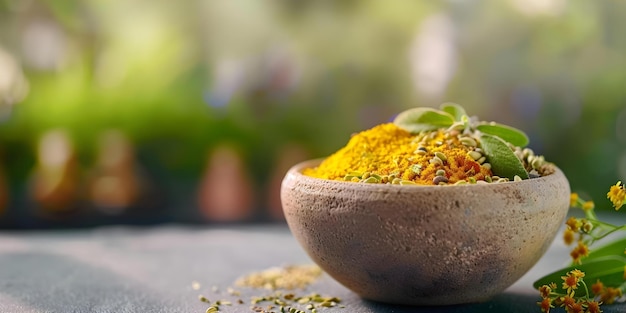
[304,123,493,185]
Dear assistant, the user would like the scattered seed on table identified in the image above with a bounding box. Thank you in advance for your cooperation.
[195,265,344,312]
[192,281,202,290]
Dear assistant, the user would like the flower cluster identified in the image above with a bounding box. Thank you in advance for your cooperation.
[536,181,626,312]
[537,270,602,313]
[563,214,592,264]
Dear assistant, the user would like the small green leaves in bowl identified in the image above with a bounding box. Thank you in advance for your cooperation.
[476,123,529,147]
[393,103,548,181]
[440,102,467,121]
[479,134,529,180]
[393,107,455,133]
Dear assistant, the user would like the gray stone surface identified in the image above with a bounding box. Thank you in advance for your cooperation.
[0,225,624,313]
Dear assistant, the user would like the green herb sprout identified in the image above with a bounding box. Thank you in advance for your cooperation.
[393,103,535,180]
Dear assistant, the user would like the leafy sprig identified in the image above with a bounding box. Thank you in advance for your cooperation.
[393,103,531,180]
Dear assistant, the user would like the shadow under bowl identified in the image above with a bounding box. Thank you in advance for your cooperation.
[281,159,570,306]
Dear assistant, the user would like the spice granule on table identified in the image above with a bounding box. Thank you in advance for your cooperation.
[235,264,323,290]
[304,123,492,185]
[195,264,342,313]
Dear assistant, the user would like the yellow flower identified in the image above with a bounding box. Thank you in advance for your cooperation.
[561,271,581,294]
[577,242,589,257]
[607,181,626,210]
[570,193,579,207]
[591,279,605,296]
[537,297,554,313]
[582,201,595,211]
[566,217,582,232]
[539,284,552,298]
[600,287,623,304]
[570,241,590,264]
[570,250,580,264]
[554,293,577,313]
[563,228,576,245]
[567,302,583,313]
[570,269,585,279]
[559,295,576,309]
[586,300,603,313]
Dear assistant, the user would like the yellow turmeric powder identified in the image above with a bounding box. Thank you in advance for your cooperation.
[304,123,493,185]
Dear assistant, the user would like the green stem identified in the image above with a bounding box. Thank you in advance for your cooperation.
[549,292,567,298]
[592,219,621,229]
[585,208,598,221]
[581,279,591,300]
[591,224,626,241]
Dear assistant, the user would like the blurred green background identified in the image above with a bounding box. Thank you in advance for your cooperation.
[0,0,624,228]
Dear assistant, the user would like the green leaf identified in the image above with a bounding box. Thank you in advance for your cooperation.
[393,107,455,133]
[440,102,466,122]
[479,134,529,180]
[533,256,626,297]
[584,238,626,263]
[476,123,529,147]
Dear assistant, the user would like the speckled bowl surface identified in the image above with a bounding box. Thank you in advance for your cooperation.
[281,159,570,306]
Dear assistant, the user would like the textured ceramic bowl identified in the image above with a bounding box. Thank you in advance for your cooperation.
[281,159,570,306]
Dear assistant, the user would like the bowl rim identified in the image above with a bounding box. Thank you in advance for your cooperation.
[284,158,568,193]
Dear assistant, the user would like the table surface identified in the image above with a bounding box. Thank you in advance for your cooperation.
[1,224,625,313]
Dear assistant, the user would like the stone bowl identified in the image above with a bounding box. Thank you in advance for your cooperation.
[281,159,570,306]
